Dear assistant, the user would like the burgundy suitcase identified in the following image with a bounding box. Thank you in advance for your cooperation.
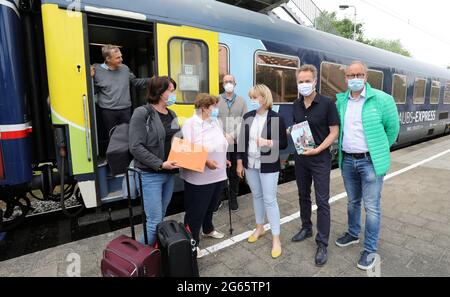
[101,168,161,277]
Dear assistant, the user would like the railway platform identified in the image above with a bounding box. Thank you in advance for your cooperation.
[1,135,450,277]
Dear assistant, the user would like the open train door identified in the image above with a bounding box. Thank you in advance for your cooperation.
[41,4,98,208]
[155,23,219,120]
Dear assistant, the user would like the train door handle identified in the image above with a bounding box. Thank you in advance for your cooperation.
[82,95,92,162]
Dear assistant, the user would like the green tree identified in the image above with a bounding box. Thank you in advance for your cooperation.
[366,38,412,57]
[314,10,411,57]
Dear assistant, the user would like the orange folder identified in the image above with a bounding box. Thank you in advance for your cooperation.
[167,137,208,173]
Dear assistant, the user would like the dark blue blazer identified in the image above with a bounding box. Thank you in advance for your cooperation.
[237,109,288,173]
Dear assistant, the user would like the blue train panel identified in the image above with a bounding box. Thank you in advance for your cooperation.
[0,0,32,186]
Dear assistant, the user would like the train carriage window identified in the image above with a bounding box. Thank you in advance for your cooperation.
[169,39,208,103]
[320,62,346,100]
[255,51,300,103]
[413,78,426,104]
[444,82,450,104]
[430,81,440,105]
[367,70,384,90]
[219,44,230,94]
[392,74,407,104]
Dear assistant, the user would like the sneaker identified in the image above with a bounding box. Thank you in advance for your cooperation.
[335,232,359,247]
[229,198,239,212]
[196,247,208,259]
[357,251,378,270]
[202,230,225,239]
[213,201,223,214]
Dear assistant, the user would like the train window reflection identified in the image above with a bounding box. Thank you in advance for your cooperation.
[413,78,426,104]
[320,62,346,100]
[367,70,384,90]
[392,74,407,104]
[444,82,450,104]
[430,81,440,105]
[254,51,300,103]
[169,39,209,103]
[219,44,230,94]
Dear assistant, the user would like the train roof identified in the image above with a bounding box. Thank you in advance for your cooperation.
[43,0,450,79]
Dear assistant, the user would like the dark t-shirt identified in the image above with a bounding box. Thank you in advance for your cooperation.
[292,94,340,147]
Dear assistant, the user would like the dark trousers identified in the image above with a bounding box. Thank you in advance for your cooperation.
[184,180,225,246]
[294,151,332,246]
[98,106,132,137]
[227,149,240,202]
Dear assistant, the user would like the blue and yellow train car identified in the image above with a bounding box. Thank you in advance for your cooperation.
[1,0,450,229]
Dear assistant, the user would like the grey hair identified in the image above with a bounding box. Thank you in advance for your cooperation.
[296,64,318,81]
[102,44,120,60]
[347,61,368,73]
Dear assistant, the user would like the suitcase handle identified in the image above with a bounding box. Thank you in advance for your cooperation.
[120,238,140,251]
[125,167,148,244]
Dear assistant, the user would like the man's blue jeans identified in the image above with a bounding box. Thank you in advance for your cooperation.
[140,172,175,246]
[342,154,384,253]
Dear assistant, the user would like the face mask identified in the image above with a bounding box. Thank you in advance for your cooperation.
[166,93,176,106]
[298,82,315,96]
[348,78,365,92]
[250,100,261,111]
[210,107,219,119]
[224,83,234,93]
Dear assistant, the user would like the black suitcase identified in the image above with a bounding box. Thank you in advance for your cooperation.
[106,123,132,175]
[156,220,199,277]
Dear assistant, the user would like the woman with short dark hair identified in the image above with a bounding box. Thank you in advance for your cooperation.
[129,76,180,246]
[181,93,230,258]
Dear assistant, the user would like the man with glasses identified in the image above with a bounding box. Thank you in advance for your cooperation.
[335,61,399,270]
[215,74,247,212]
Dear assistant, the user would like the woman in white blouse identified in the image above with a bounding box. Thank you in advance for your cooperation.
[236,84,288,259]
[181,93,231,258]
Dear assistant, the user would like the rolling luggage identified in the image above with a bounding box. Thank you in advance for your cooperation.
[156,220,199,277]
[101,168,161,277]
[106,123,132,175]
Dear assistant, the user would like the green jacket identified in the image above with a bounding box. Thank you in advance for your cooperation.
[336,83,400,176]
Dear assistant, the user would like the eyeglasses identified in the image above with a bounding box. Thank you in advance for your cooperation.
[346,73,366,79]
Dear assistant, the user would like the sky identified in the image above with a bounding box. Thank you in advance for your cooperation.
[274,0,450,69]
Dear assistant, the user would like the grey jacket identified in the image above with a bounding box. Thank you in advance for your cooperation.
[217,93,247,143]
[129,104,180,171]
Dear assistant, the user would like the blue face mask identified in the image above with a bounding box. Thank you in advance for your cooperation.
[250,100,261,111]
[210,107,219,119]
[167,93,176,106]
[348,78,365,92]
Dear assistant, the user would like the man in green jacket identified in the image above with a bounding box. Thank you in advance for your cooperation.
[334,61,399,271]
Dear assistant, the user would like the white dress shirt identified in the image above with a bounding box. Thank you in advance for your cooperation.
[248,111,268,169]
[342,88,369,153]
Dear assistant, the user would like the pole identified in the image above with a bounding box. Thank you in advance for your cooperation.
[353,6,357,40]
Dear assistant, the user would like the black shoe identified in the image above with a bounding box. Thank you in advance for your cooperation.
[229,198,239,212]
[357,250,378,270]
[335,232,359,247]
[291,228,313,242]
[315,244,328,267]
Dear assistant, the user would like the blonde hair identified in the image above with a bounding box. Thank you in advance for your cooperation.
[194,93,219,110]
[248,84,273,110]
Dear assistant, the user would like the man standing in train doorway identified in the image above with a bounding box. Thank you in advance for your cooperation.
[291,64,340,267]
[91,45,149,138]
[335,61,399,271]
[215,74,247,212]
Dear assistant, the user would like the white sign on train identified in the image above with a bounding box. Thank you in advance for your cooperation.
[399,110,436,125]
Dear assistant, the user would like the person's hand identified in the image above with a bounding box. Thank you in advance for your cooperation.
[257,137,273,147]
[226,160,232,168]
[302,147,320,156]
[90,65,95,77]
[161,160,179,170]
[225,133,235,144]
[236,160,245,179]
[206,160,219,170]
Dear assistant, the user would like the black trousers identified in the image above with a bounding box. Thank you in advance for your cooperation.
[184,180,225,246]
[227,148,240,202]
[98,106,132,138]
[294,151,332,246]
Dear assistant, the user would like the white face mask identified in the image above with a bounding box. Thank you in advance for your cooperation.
[224,83,234,93]
[297,82,315,97]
